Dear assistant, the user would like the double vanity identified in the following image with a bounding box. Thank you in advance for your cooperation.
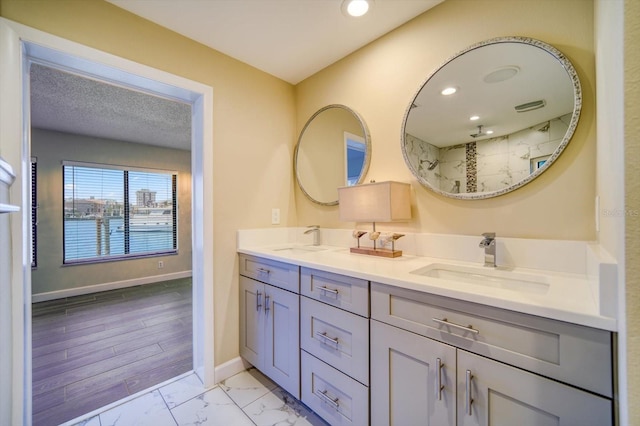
[254,31,613,425]
[238,228,616,425]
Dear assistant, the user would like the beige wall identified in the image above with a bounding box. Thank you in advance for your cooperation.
[625,0,639,422]
[31,129,192,295]
[0,0,297,366]
[295,0,596,240]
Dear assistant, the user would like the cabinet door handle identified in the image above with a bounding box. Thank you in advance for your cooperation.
[316,389,340,410]
[432,317,479,335]
[256,291,262,312]
[264,294,270,313]
[466,369,474,416]
[316,331,339,349]
[319,286,339,295]
[436,358,444,400]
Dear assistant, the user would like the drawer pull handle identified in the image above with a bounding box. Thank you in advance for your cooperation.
[319,286,339,295]
[316,389,340,409]
[257,267,271,275]
[466,370,474,416]
[256,291,262,312]
[432,318,479,335]
[436,358,444,400]
[316,331,339,348]
[264,294,270,313]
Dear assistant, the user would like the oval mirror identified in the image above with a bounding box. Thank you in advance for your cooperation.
[402,36,581,199]
[295,104,371,205]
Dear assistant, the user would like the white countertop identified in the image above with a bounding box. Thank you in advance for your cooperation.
[238,243,617,332]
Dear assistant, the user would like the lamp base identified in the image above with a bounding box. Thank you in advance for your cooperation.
[350,247,403,258]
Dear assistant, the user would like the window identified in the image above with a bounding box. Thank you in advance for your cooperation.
[63,162,177,264]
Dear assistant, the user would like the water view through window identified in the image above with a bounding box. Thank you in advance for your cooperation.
[63,163,177,263]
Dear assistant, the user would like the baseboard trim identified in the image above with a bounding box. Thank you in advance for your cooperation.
[214,356,251,383]
[31,270,192,303]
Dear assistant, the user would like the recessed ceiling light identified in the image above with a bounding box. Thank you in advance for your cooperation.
[342,0,372,17]
[486,130,494,135]
[470,115,480,121]
[441,87,457,96]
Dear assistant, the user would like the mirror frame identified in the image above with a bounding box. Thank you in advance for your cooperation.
[294,104,371,206]
[401,36,582,200]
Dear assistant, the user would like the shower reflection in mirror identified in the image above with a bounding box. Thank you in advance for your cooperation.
[404,113,571,195]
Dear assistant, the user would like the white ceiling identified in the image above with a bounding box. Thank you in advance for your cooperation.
[106,0,443,84]
[31,0,442,149]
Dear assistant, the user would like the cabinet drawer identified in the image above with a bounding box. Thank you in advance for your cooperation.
[239,254,299,293]
[301,297,369,385]
[301,267,369,317]
[371,282,613,398]
[301,350,369,426]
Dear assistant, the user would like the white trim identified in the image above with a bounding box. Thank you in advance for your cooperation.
[214,356,251,383]
[31,270,192,303]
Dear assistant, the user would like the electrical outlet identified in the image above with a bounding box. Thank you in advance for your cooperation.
[271,208,280,225]
[158,260,164,269]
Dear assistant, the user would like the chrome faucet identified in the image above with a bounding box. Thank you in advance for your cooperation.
[479,232,496,267]
[304,225,320,246]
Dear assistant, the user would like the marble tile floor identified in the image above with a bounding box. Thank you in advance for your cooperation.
[63,368,329,426]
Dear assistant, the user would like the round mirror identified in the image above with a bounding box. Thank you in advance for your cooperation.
[402,36,581,199]
[295,104,371,205]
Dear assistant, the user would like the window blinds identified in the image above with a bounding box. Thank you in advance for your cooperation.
[63,163,177,264]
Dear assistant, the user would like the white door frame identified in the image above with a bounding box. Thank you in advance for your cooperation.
[0,18,215,425]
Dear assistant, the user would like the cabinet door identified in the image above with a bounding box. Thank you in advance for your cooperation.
[457,350,612,426]
[263,284,300,399]
[239,276,264,368]
[371,320,456,426]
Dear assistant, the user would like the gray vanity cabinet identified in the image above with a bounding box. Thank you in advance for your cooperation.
[370,320,456,426]
[239,255,300,399]
[237,252,615,425]
[370,282,614,426]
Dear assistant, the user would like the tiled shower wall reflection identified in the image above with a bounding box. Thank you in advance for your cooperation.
[404,113,571,194]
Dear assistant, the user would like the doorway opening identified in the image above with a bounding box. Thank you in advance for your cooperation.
[28,61,197,424]
[0,20,214,424]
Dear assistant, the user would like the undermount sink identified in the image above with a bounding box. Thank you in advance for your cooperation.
[271,245,329,254]
[410,263,550,294]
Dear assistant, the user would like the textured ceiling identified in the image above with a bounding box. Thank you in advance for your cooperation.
[30,64,192,150]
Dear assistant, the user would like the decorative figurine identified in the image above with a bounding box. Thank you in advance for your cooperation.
[352,230,367,248]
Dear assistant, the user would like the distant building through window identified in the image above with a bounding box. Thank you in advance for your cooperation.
[136,188,157,207]
[62,162,177,264]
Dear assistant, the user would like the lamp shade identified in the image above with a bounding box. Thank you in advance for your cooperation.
[338,181,411,223]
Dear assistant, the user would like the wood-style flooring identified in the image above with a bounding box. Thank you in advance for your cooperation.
[31,277,193,426]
